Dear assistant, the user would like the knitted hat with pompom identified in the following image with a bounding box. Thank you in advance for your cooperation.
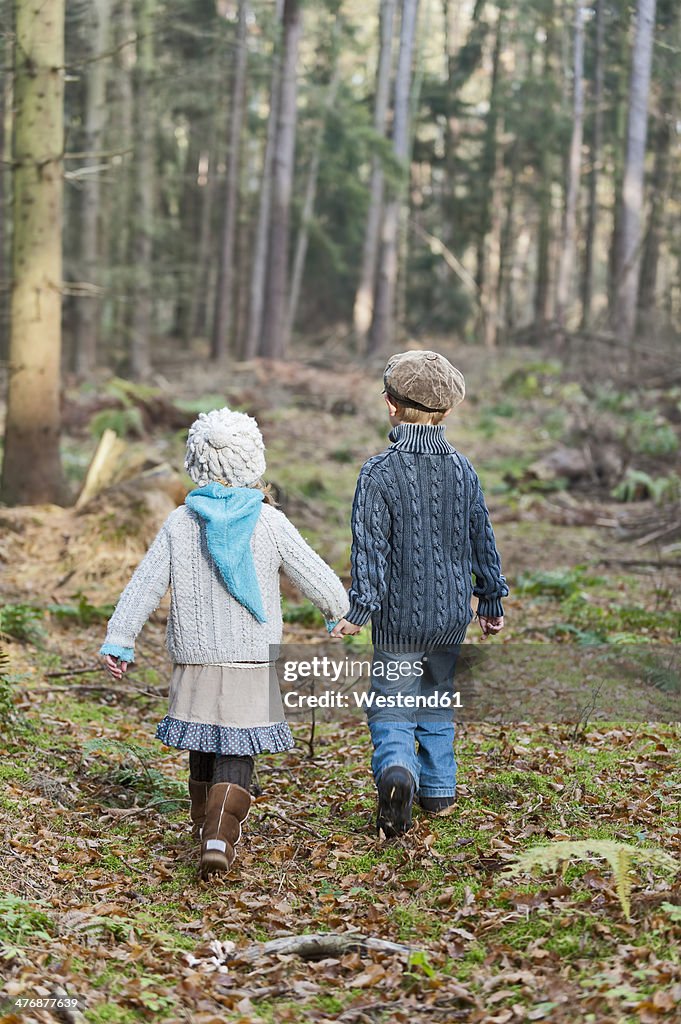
[185,408,266,487]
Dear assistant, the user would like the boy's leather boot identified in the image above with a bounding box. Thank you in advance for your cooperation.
[200,783,251,877]
[188,778,211,839]
[376,766,416,838]
[419,795,456,816]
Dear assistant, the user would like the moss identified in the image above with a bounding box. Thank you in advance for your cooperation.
[0,762,30,783]
[84,1005,144,1024]
[391,903,444,941]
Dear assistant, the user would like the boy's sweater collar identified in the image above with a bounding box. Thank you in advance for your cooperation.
[388,422,456,454]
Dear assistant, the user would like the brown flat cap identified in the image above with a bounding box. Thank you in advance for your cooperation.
[383,350,466,412]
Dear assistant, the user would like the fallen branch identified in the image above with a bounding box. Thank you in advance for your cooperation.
[256,809,325,839]
[234,932,418,962]
[594,557,681,570]
[26,683,166,697]
[45,666,106,678]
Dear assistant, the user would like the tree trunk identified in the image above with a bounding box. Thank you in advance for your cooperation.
[607,12,629,315]
[128,0,155,379]
[285,55,341,345]
[352,0,396,347]
[243,25,282,361]
[441,0,462,242]
[534,1,556,327]
[1,0,66,505]
[260,0,302,360]
[636,115,671,326]
[476,3,505,348]
[0,32,8,363]
[498,141,519,338]
[109,0,135,354]
[369,0,421,355]
[613,0,657,344]
[580,0,604,328]
[211,0,249,362]
[637,1,678,327]
[73,0,111,376]
[554,0,585,330]
[187,139,218,343]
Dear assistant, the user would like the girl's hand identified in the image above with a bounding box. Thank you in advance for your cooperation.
[478,615,504,639]
[104,654,128,679]
[330,618,363,638]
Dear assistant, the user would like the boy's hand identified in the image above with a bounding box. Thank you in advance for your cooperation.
[330,618,363,638]
[478,615,504,639]
[103,654,128,679]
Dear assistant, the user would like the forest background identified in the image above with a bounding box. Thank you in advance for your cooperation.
[0,0,680,1022]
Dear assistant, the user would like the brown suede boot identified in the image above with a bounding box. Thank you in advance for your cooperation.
[189,778,211,839]
[200,783,251,877]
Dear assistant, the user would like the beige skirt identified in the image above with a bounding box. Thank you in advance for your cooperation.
[155,662,295,755]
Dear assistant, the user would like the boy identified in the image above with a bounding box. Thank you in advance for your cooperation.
[331,351,508,836]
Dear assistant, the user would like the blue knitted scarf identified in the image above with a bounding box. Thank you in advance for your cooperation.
[185,482,267,623]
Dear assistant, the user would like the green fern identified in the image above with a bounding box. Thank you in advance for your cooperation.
[504,840,679,920]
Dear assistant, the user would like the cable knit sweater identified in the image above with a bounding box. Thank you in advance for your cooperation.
[101,503,349,664]
[346,422,508,648]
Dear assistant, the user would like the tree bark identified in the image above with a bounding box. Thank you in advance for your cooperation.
[0,31,8,363]
[441,0,463,242]
[580,0,604,328]
[554,0,585,330]
[1,0,66,505]
[211,0,249,361]
[498,141,519,338]
[637,1,678,327]
[187,138,218,343]
[369,0,421,355]
[352,0,396,348]
[73,0,111,376]
[636,114,671,326]
[260,0,302,360]
[613,0,657,344]
[534,1,556,327]
[476,3,505,348]
[128,0,155,379]
[109,0,135,353]
[243,13,283,361]
[285,55,341,345]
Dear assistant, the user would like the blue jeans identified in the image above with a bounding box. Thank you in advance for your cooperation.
[366,646,460,799]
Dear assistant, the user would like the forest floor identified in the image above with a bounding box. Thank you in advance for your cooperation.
[0,341,679,1024]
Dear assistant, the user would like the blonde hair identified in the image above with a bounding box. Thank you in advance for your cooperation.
[394,404,449,425]
[215,476,277,506]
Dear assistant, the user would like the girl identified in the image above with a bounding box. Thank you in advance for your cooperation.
[100,407,349,877]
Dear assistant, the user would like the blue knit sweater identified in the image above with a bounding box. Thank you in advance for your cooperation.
[346,422,508,648]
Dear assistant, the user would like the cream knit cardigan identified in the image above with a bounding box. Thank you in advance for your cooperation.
[102,504,349,664]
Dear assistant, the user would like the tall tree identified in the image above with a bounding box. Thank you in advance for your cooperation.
[285,37,341,346]
[369,0,421,354]
[533,0,557,327]
[0,27,8,362]
[637,0,678,326]
[73,0,111,375]
[352,0,396,347]
[613,0,657,343]
[243,3,283,360]
[555,0,585,330]
[1,0,66,505]
[260,0,302,359]
[108,0,135,350]
[476,2,506,347]
[580,0,604,328]
[212,0,249,361]
[128,0,155,378]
